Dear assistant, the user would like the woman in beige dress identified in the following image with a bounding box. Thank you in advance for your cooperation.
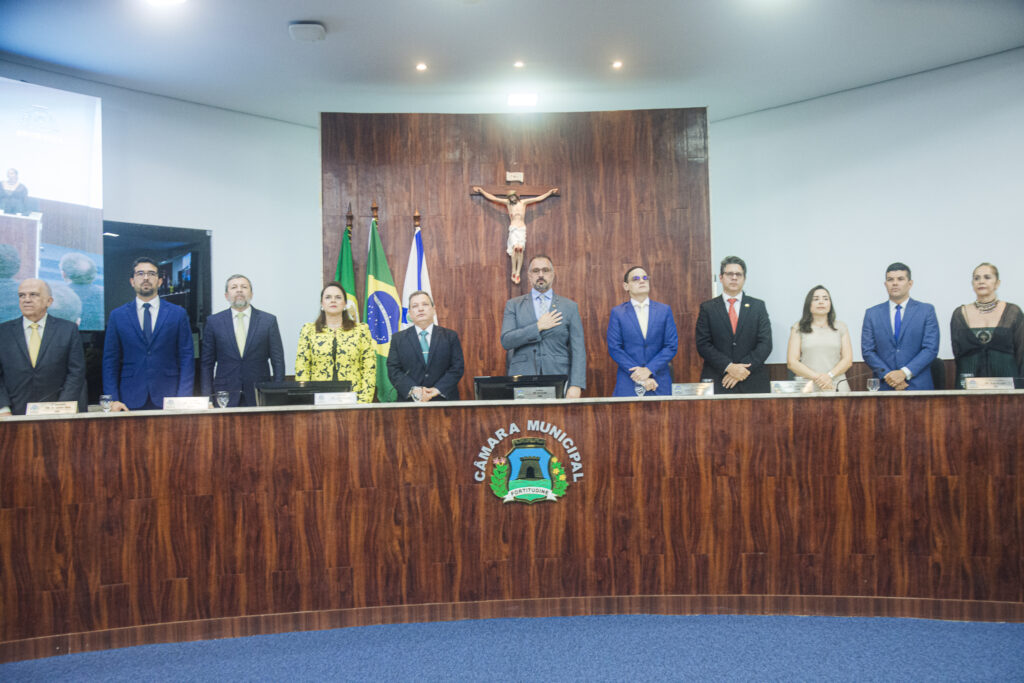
[787,285,853,392]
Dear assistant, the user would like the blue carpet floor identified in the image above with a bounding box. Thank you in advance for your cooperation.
[3,615,1023,681]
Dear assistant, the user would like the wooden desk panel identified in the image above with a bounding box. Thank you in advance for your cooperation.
[1,393,1022,661]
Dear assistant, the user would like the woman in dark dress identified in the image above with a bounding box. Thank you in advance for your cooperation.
[950,262,1024,382]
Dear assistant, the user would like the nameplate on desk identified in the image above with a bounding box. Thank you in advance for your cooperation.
[163,396,211,410]
[25,401,78,415]
[672,382,715,396]
[771,380,812,394]
[514,386,557,400]
[314,392,358,406]
[964,377,1014,391]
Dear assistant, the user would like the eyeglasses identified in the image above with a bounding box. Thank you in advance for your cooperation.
[630,275,649,282]
[134,271,159,279]
[722,271,744,278]
[530,267,553,274]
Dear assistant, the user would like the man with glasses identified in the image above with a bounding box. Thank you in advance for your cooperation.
[695,256,773,394]
[102,257,195,410]
[606,266,679,397]
[500,255,586,398]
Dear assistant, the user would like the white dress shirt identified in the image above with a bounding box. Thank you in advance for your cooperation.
[136,297,161,330]
[631,298,649,338]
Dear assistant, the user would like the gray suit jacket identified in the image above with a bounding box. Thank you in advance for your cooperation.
[0,315,86,414]
[500,292,586,389]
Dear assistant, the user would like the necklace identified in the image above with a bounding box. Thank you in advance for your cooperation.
[973,299,999,313]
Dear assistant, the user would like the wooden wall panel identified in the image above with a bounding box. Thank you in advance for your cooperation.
[2,394,1023,661]
[321,110,711,399]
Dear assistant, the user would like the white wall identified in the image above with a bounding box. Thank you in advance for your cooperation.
[0,59,322,373]
[708,48,1024,363]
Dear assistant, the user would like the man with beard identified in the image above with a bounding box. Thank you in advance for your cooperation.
[102,257,194,410]
[200,274,285,406]
[500,254,586,398]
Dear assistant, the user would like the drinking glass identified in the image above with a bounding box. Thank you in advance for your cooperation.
[866,378,880,392]
[100,394,112,413]
[634,382,646,398]
[958,373,974,390]
[216,391,230,409]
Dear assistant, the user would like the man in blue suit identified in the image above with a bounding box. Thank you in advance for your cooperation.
[103,257,195,410]
[606,266,678,396]
[501,255,586,398]
[387,290,464,401]
[200,274,285,407]
[861,262,940,391]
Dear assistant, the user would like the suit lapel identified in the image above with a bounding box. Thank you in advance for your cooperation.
[126,303,147,346]
[625,301,644,340]
[36,319,57,364]
[521,294,538,324]
[711,295,732,337]
[9,321,33,365]
[425,327,441,370]
[896,299,915,342]
[149,301,168,345]
[242,308,261,359]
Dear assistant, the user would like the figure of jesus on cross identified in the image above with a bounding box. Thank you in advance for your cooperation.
[473,185,559,284]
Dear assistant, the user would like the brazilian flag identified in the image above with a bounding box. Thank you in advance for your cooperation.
[363,218,400,402]
[334,223,359,321]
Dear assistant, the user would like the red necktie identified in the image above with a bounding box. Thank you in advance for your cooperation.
[728,298,738,333]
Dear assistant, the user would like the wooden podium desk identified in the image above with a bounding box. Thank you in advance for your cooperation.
[2,391,1022,662]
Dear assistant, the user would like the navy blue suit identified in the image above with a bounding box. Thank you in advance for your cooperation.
[861,298,939,390]
[200,307,285,406]
[606,299,678,396]
[387,324,464,401]
[102,299,195,409]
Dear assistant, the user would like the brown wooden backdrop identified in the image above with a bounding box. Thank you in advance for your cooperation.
[2,394,1022,662]
[321,110,711,398]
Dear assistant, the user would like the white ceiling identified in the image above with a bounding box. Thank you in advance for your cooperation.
[1,0,1023,128]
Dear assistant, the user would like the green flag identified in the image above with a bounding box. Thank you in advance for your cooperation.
[363,218,400,402]
[334,223,359,321]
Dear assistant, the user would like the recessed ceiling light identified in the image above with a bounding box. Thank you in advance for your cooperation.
[145,0,187,6]
[507,93,537,107]
[416,63,428,71]
[611,60,623,69]
[513,61,525,68]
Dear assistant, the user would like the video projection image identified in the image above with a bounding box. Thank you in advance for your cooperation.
[0,76,104,328]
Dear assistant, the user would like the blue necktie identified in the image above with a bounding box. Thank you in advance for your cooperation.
[142,302,153,344]
[419,330,429,365]
[893,303,902,341]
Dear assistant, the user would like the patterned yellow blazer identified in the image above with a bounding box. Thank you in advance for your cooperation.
[294,322,376,403]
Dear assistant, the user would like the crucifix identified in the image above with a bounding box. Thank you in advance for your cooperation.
[471,182,559,284]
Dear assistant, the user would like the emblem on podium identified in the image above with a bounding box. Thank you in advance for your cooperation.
[488,437,569,504]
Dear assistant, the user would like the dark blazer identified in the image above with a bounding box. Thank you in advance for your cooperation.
[387,324,465,401]
[500,292,586,389]
[606,299,679,396]
[102,299,195,409]
[695,293,773,394]
[861,298,939,390]
[200,307,285,406]
[0,315,86,414]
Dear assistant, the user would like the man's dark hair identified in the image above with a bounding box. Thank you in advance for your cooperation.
[885,262,911,279]
[60,252,98,284]
[719,256,747,276]
[529,254,554,270]
[408,290,434,306]
[623,266,647,283]
[131,256,159,275]
[0,244,21,278]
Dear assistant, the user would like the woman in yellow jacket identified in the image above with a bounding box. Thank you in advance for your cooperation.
[295,281,376,403]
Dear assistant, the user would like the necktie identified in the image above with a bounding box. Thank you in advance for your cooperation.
[28,323,41,367]
[728,298,738,334]
[142,303,153,344]
[894,304,902,340]
[540,294,550,315]
[235,312,246,356]
[420,330,430,365]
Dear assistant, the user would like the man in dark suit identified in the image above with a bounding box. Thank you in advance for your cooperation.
[695,255,773,394]
[102,257,194,411]
[387,290,464,401]
[606,265,679,396]
[0,278,85,416]
[861,262,939,391]
[501,255,586,398]
[200,274,285,406]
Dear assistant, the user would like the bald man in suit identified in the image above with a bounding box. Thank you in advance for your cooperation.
[0,279,85,416]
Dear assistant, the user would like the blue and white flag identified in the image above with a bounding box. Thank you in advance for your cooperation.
[401,226,435,329]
